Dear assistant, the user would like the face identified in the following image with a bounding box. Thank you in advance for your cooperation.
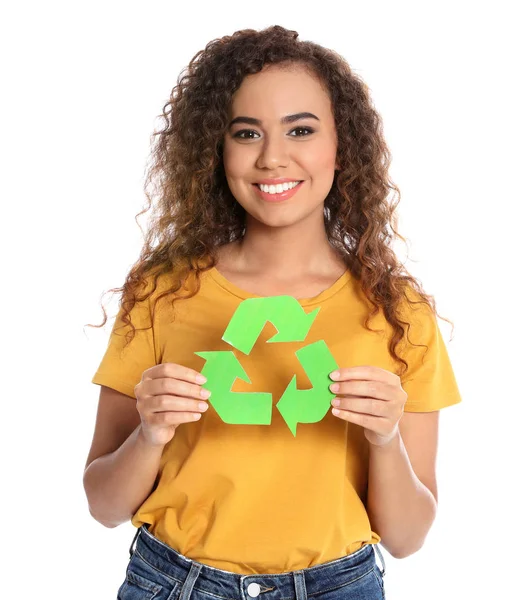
[222,64,339,228]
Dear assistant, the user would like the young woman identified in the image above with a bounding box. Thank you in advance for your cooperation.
[84,25,462,600]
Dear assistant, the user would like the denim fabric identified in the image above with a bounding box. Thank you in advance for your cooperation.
[117,524,386,600]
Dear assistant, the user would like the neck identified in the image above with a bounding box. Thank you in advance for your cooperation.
[226,212,343,280]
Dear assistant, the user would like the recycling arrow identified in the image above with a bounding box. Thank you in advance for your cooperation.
[192,350,272,424]
[194,295,339,436]
[276,339,339,436]
[221,296,319,355]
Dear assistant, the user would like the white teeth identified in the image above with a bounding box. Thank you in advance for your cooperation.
[258,181,301,194]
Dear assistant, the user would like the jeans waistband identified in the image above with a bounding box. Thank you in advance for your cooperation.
[128,524,386,599]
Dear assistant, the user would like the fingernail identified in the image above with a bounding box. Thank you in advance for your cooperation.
[196,374,207,383]
[330,371,340,380]
[200,389,211,399]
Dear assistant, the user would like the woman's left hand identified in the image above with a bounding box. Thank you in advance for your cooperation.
[329,366,408,447]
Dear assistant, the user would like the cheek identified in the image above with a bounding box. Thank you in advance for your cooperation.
[223,142,249,180]
[317,137,338,169]
[301,137,337,174]
[304,150,337,190]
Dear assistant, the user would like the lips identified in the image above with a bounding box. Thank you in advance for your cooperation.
[254,180,303,187]
[252,180,305,202]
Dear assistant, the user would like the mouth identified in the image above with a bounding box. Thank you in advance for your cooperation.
[253,180,304,189]
[251,180,305,203]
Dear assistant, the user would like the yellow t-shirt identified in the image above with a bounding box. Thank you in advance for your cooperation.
[91,265,462,574]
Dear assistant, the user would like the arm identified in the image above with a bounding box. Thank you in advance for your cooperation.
[83,386,166,528]
[366,411,439,558]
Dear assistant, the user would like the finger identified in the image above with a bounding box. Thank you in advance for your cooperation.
[146,363,206,385]
[332,397,387,417]
[149,376,211,401]
[330,380,390,400]
[331,366,398,385]
[152,394,209,414]
[150,410,204,426]
[332,408,384,429]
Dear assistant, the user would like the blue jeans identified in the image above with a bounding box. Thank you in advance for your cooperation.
[117,524,386,599]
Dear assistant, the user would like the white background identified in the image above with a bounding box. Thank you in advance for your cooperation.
[2,1,520,598]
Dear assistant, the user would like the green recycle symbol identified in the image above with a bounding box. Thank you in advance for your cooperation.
[194,296,339,436]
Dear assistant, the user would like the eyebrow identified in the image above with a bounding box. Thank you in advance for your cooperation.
[228,112,320,129]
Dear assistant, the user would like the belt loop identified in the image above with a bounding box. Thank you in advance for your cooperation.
[373,544,386,577]
[179,561,203,600]
[128,526,140,559]
[292,570,307,600]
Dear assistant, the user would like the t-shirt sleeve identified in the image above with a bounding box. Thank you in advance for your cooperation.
[91,291,158,399]
[399,298,462,412]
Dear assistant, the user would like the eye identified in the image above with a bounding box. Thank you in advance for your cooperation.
[232,126,315,140]
[233,129,260,139]
[288,126,315,137]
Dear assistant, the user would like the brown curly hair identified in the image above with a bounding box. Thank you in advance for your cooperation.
[85,24,454,378]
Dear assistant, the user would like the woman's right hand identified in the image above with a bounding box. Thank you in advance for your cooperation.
[134,363,211,447]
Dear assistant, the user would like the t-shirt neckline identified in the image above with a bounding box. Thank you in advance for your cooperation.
[208,265,351,306]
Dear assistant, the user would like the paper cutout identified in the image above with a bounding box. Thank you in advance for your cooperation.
[194,295,339,436]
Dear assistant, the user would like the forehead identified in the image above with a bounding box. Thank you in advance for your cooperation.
[229,65,332,119]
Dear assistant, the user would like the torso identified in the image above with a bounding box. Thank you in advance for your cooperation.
[214,242,348,300]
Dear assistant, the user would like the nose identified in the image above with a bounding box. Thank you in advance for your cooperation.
[255,134,290,171]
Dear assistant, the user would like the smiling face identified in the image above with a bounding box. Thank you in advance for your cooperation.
[222,63,339,228]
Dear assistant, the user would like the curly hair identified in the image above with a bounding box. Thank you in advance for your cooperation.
[85,24,454,378]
